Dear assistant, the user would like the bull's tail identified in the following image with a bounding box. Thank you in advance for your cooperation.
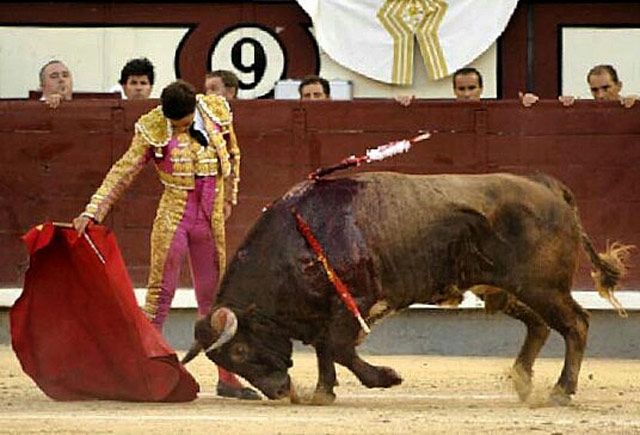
[181,341,203,365]
[580,236,634,317]
[530,172,634,316]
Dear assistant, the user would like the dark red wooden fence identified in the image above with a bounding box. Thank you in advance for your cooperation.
[0,99,638,289]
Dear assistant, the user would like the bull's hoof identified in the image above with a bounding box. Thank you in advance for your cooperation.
[510,365,532,402]
[311,390,336,406]
[547,385,572,407]
[289,381,301,404]
[377,366,403,388]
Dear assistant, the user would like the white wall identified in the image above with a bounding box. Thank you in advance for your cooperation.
[0,25,495,100]
[0,26,189,98]
[2,25,638,100]
[319,42,498,99]
[562,28,640,98]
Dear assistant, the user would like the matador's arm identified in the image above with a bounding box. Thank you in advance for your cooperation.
[225,122,241,205]
[81,133,153,222]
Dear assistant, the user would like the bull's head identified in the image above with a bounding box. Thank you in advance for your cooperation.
[192,307,293,400]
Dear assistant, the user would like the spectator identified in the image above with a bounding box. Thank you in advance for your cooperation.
[521,64,637,108]
[113,57,155,100]
[452,67,483,100]
[204,70,239,100]
[299,75,330,100]
[564,64,637,108]
[39,60,73,109]
[395,67,483,106]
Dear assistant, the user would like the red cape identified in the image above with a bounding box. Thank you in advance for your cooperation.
[10,222,199,402]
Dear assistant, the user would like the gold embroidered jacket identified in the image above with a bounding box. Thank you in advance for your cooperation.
[82,94,240,223]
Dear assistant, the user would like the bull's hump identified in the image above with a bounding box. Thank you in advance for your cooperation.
[281,180,315,202]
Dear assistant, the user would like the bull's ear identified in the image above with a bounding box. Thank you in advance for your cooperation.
[205,308,238,352]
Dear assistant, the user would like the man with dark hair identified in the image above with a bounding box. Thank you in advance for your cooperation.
[522,64,637,108]
[452,67,483,100]
[39,60,73,108]
[299,75,331,100]
[115,57,155,100]
[394,66,483,106]
[205,70,239,100]
[73,80,259,400]
[560,64,636,108]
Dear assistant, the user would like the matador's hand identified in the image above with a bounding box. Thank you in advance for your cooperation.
[73,215,92,237]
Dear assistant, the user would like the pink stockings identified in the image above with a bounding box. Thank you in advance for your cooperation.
[146,177,241,387]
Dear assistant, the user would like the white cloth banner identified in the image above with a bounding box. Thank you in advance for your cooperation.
[296,0,518,85]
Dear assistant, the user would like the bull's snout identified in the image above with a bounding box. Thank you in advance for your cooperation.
[255,373,291,400]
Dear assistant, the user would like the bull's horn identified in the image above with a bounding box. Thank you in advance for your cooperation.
[181,341,203,365]
[204,308,238,353]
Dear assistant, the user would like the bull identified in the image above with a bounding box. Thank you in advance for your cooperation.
[183,172,630,405]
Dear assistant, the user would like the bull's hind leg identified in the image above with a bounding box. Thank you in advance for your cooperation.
[517,289,590,406]
[485,292,550,401]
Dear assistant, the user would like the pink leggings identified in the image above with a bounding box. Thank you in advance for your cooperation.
[150,177,219,329]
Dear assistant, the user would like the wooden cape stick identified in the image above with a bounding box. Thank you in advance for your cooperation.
[51,221,105,264]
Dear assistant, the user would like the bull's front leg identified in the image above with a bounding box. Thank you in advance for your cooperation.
[333,347,402,388]
[312,341,337,405]
[328,312,402,389]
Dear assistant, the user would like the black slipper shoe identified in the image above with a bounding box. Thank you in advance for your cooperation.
[216,381,261,400]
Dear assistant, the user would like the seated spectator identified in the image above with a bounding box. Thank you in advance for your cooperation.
[39,60,73,109]
[299,75,330,100]
[521,64,637,108]
[111,57,155,100]
[395,67,483,106]
[204,70,239,100]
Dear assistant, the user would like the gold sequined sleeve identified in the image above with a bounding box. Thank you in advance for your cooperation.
[225,123,241,205]
[81,133,153,222]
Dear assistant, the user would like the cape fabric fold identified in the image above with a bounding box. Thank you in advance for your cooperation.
[10,222,199,402]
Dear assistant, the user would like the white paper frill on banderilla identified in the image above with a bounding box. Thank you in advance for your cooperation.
[295,0,519,85]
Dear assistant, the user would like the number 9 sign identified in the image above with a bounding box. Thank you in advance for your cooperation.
[209,25,287,99]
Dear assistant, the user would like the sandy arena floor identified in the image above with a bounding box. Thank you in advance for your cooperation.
[1,344,640,434]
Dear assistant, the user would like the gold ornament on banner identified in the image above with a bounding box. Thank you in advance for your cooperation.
[377,0,448,84]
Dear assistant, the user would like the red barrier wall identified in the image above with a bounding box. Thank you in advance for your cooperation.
[1,99,638,290]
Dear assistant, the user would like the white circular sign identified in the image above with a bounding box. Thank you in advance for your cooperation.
[210,26,286,99]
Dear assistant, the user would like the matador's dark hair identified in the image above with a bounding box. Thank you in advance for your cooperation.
[161,80,196,120]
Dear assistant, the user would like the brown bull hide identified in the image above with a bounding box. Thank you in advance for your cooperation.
[185,172,631,406]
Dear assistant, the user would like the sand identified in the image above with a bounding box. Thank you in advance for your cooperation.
[1,345,639,434]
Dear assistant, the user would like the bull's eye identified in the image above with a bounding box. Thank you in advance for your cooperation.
[230,342,250,363]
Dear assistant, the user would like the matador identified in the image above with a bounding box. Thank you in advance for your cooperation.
[73,80,259,400]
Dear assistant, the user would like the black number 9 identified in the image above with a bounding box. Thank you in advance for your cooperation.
[231,38,267,90]
[209,25,286,98]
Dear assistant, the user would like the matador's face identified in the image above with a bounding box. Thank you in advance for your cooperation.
[169,113,195,135]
